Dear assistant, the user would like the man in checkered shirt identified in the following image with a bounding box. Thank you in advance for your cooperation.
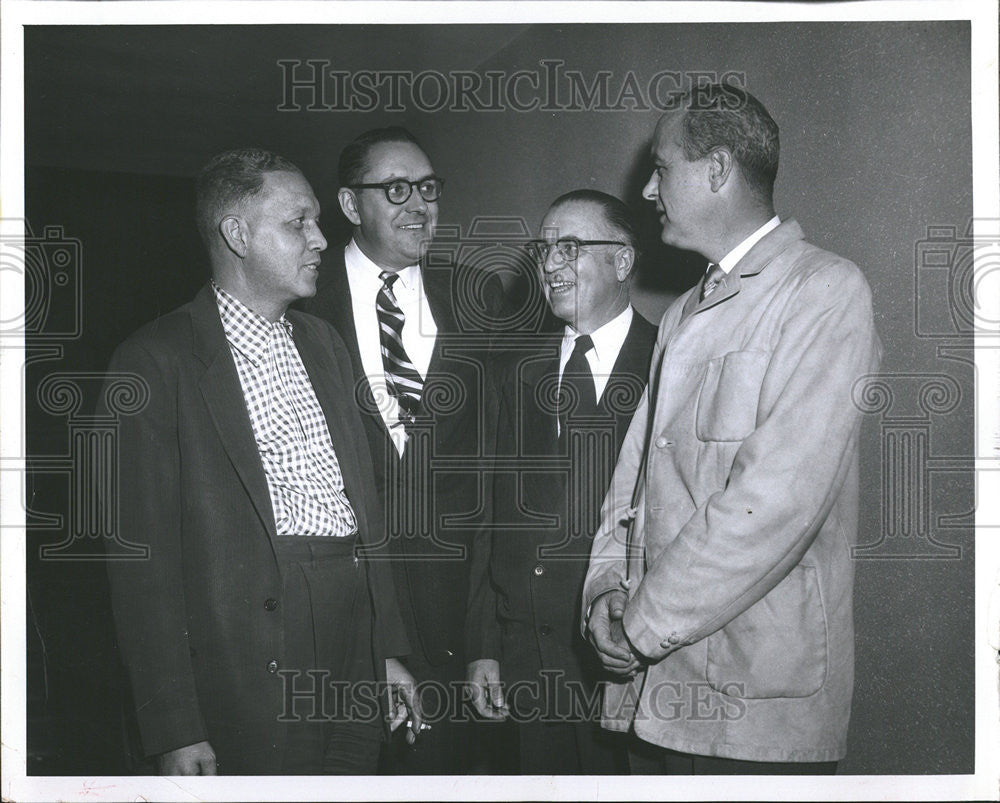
[105,148,421,775]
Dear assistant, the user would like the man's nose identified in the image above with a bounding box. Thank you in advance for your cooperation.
[309,222,328,252]
[404,189,428,214]
[641,172,658,201]
[541,248,564,273]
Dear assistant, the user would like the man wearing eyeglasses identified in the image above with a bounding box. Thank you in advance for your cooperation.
[305,126,511,774]
[465,190,657,773]
[582,85,882,773]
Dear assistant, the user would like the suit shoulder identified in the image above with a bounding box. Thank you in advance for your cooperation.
[304,248,348,315]
[781,244,875,321]
[112,301,197,363]
[288,308,349,352]
[491,334,561,380]
[631,311,659,343]
[792,241,872,293]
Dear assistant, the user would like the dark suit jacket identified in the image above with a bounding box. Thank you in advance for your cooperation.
[305,247,509,669]
[105,284,408,774]
[467,311,657,716]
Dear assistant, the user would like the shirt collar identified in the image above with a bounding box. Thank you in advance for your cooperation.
[718,215,781,274]
[212,281,291,367]
[345,238,420,290]
[562,305,633,362]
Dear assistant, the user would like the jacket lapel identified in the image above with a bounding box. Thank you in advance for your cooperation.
[291,322,371,539]
[600,313,650,412]
[190,285,277,541]
[317,246,397,453]
[420,263,457,377]
[518,337,563,450]
[686,219,807,318]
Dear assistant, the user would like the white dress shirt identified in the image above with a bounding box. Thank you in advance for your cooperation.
[557,305,633,435]
[718,215,781,274]
[344,239,438,455]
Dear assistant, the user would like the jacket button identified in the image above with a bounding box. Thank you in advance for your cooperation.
[655,436,669,448]
[533,565,544,577]
[266,659,279,673]
[539,624,552,636]
[264,598,278,611]
[666,633,681,645]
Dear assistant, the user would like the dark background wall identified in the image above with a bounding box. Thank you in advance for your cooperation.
[23,22,973,774]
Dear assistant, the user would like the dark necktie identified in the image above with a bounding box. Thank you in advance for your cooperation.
[701,262,726,300]
[560,334,597,436]
[376,271,424,422]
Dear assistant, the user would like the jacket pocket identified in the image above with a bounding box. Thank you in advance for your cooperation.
[695,350,769,442]
[705,565,828,699]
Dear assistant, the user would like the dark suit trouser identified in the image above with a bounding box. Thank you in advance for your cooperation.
[276,536,382,775]
[378,653,473,774]
[508,719,625,775]
[628,733,837,775]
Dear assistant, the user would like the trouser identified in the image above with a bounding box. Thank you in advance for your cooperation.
[377,653,474,775]
[275,535,382,775]
[627,733,838,775]
[508,719,626,775]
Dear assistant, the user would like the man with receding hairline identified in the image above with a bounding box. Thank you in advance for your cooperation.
[583,84,882,773]
[465,190,656,773]
[105,148,420,775]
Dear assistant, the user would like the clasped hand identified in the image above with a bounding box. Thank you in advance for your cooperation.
[586,589,641,676]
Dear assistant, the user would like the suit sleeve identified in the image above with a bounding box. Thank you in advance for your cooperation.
[104,339,208,758]
[623,261,882,661]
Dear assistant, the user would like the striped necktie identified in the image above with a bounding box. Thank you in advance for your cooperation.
[376,270,424,422]
[701,262,726,300]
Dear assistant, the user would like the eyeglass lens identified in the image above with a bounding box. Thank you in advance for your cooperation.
[386,179,441,204]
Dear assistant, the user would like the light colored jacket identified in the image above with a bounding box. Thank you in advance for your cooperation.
[582,220,882,762]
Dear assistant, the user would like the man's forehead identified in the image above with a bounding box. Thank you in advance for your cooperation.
[540,201,606,238]
[651,113,683,154]
[259,170,316,202]
[363,141,433,180]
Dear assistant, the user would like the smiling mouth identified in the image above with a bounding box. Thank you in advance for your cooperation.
[302,261,320,271]
[399,222,425,231]
[547,280,575,295]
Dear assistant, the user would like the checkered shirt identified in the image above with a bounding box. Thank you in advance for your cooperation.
[213,283,358,537]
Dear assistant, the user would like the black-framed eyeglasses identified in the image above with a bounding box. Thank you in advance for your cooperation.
[348,176,445,205]
[524,237,629,264]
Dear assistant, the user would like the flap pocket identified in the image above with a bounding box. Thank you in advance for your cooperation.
[695,350,769,442]
[706,565,828,699]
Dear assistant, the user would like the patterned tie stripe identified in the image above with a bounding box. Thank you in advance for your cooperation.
[376,271,424,420]
[701,262,726,300]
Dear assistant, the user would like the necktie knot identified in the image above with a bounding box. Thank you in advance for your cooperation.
[701,262,725,300]
[573,334,594,359]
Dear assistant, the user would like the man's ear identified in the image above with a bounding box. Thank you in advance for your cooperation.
[615,246,636,282]
[708,147,735,193]
[338,188,362,226]
[219,216,248,259]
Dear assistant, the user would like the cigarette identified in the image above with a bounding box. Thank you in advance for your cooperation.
[405,721,432,731]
